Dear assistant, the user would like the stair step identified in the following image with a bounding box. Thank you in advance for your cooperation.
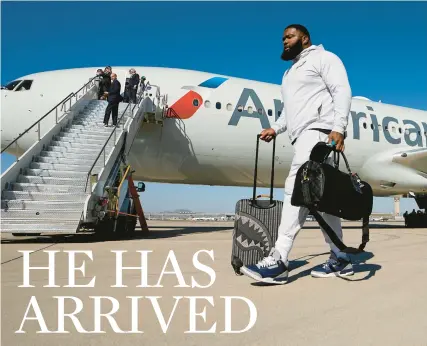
[57,129,110,137]
[71,120,127,128]
[71,120,105,126]
[63,125,112,133]
[50,141,114,149]
[30,162,100,172]
[10,183,85,193]
[39,150,99,160]
[67,125,114,132]
[2,190,88,202]
[46,145,113,155]
[74,112,106,118]
[59,131,110,140]
[53,135,107,145]
[1,219,79,225]
[34,156,104,167]
[73,115,129,122]
[1,208,83,220]
[1,200,85,210]
[1,222,80,233]
[24,168,95,178]
[17,175,86,186]
[63,127,112,135]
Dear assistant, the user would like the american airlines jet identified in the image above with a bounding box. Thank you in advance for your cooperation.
[1,66,427,214]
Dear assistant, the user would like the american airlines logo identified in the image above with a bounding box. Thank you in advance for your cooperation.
[228,88,427,148]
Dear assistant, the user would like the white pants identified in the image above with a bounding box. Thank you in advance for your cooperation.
[274,129,343,262]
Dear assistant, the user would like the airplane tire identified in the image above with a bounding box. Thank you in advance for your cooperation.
[95,200,137,239]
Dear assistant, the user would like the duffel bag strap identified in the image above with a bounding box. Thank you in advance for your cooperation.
[310,209,369,254]
[359,215,370,251]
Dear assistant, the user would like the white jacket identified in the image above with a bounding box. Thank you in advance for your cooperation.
[271,44,352,142]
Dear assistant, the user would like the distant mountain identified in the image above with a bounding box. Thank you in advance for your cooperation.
[163,209,193,214]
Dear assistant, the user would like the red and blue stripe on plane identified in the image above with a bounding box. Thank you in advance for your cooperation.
[165,76,228,119]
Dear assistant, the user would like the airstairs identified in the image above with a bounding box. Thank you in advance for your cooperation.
[1,76,167,237]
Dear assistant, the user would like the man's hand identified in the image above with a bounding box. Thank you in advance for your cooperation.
[260,128,276,142]
[328,131,345,152]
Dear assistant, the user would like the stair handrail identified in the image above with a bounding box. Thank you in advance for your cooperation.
[1,75,99,157]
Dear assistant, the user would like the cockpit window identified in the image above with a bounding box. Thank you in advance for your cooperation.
[15,80,33,91]
[2,80,22,90]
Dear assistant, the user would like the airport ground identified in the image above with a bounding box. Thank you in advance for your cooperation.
[2,220,427,346]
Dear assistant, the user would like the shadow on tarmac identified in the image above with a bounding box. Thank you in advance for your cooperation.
[249,251,381,286]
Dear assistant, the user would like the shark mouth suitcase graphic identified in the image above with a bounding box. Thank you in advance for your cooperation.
[231,134,283,275]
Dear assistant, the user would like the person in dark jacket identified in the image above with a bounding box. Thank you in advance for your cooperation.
[128,68,140,103]
[96,69,104,99]
[99,66,112,100]
[103,73,122,126]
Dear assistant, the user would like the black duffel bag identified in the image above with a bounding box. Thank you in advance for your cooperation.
[291,141,373,254]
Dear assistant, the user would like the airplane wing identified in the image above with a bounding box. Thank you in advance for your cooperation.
[359,147,427,194]
[392,147,427,175]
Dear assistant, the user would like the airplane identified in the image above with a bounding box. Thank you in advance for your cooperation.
[1,66,427,213]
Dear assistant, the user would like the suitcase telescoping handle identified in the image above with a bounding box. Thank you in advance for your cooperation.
[252,133,276,205]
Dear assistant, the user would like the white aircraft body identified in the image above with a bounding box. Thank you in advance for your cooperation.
[1,67,427,205]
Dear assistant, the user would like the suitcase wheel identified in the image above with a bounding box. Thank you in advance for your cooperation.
[231,256,244,276]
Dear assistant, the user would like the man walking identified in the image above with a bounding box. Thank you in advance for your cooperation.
[240,24,353,284]
[103,73,122,127]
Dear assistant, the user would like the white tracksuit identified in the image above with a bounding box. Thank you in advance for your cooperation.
[271,44,352,261]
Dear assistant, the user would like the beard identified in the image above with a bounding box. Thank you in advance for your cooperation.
[281,40,303,61]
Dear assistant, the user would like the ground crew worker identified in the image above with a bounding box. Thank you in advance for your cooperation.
[240,24,353,284]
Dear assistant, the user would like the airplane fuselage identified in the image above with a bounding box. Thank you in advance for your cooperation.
[2,67,426,197]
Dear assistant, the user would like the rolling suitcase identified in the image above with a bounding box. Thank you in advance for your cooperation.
[231,134,283,275]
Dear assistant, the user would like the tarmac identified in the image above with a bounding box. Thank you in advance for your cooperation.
[2,220,427,346]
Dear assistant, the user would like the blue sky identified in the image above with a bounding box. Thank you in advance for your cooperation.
[1,1,426,213]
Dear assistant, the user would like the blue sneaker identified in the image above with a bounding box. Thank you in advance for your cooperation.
[240,248,289,285]
[311,251,354,278]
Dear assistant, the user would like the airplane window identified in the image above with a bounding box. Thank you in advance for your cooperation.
[278,111,282,117]
[247,106,253,114]
[370,124,374,130]
[363,123,367,129]
[258,108,263,114]
[268,109,272,116]
[226,103,233,111]
[193,99,199,107]
[204,100,211,108]
[399,128,402,134]
[384,125,388,131]
[237,105,243,112]
[216,102,221,109]
[15,80,33,91]
[2,80,22,90]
